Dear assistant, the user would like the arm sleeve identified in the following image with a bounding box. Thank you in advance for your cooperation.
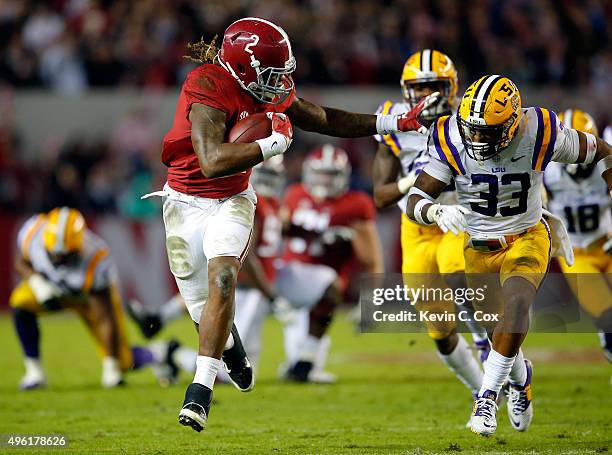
[183,70,232,119]
[551,123,581,164]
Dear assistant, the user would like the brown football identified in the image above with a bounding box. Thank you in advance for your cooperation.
[228,113,272,143]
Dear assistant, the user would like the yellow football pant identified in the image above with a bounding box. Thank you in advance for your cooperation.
[401,214,465,340]
[464,221,551,318]
[559,241,612,319]
[9,280,133,371]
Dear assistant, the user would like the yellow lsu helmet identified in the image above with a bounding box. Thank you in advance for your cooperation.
[559,109,598,136]
[43,207,86,258]
[559,109,599,178]
[401,49,458,122]
[458,75,522,161]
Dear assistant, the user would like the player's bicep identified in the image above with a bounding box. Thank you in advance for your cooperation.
[189,103,227,170]
[413,170,448,200]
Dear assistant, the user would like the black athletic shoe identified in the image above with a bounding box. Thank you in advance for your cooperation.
[286,360,314,382]
[221,324,255,392]
[125,299,163,339]
[178,383,213,432]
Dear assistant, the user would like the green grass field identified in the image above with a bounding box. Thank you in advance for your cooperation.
[0,312,610,454]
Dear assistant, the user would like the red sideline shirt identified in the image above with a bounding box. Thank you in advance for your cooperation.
[282,183,376,282]
[162,64,295,198]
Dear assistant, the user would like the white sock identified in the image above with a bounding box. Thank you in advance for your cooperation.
[224,332,235,351]
[299,335,320,363]
[24,357,43,375]
[438,335,483,394]
[193,356,220,389]
[509,349,527,386]
[160,294,186,324]
[174,347,197,374]
[313,335,331,372]
[479,348,515,397]
[283,308,309,365]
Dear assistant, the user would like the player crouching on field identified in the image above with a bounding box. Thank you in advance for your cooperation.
[544,109,612,362]
[278,145,384,382]
[10,207,177,389]
[373,50,491,419]
[406,76,612,436]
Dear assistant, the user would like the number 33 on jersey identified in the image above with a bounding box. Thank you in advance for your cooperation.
[424,102,573,237]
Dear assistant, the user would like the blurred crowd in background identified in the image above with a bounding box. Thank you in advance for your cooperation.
[0,0,610,216]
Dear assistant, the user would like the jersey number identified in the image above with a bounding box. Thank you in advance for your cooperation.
[470,173,531,217]
[563,204,599,233]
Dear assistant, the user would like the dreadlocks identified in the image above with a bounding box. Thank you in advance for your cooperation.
[184,35,219,64]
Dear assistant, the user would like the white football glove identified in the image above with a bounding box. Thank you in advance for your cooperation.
[28,273,61,304]
[101,357,123,388]
[397,169,418,195]
[426,203,470,235]
[270,296,296,325]
[255,112,293,160]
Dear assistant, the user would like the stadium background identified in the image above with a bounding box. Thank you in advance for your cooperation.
[0,0,610,309]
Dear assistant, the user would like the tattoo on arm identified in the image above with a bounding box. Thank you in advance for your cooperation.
[287,97,377,137]
[190,103,263,178]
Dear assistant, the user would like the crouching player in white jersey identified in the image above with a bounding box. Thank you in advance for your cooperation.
[544,109,612,361]
[406,75,612,436]
[10,207,178,389]
[373,50,490,414]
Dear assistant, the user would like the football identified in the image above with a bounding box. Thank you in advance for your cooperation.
[228,113,272,143]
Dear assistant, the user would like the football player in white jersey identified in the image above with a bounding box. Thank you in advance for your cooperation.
[406,75,612,436]
[544,109,612,362]
[10,207,182,389]
[373,49,490,415]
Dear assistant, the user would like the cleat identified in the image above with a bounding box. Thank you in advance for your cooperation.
[19,376,46,391]
[285,360,314,383]
[470,390,498,436]
[125,299,163,339]
[474,339,491,363]
[179,383,212,432]
[19,359,46,391]
[221,324,255,392]
[308,369,336,384]
[507,359,534,431]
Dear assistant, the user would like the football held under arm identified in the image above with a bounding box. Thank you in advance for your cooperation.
[189,104,270,178]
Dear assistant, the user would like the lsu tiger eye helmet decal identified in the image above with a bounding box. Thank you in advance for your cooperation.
[401,49,458,124]
[560,108,599,180]
[458,75,521,161]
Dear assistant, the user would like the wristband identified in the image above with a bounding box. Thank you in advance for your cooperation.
[397,175,414,194]
[414,199,434,225]
[28,273,58,303]
[408,186,434,201]
[376,114,398,135]
[256,134,286,160]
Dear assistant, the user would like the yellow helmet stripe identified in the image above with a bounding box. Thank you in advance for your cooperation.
[83,248,109,292]
[380,101,401,156]
[472,75,503,118]
[532,108,558,171]
[432,116,464,175]
[20,215,46,262]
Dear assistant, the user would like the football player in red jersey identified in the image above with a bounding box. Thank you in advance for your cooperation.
[278,145,384,382]
[154,17,433,432]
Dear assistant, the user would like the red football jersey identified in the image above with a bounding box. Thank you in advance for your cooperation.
[162,64,295,198]
[282,184,376,282]
[254,195,282,282]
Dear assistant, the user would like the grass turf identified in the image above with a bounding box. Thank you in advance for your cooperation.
[0,312,610,454]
